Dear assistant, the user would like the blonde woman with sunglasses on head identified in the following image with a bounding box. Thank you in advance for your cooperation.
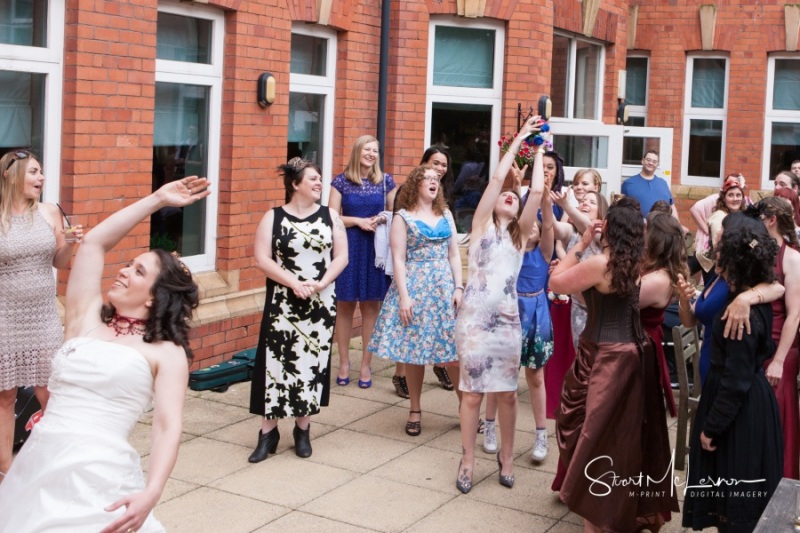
[0,149,84,481]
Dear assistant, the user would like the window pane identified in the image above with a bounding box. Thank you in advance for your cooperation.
[433,26,495,88]
[290,34,327,76]
[773,59,800,111]
[553,135,608,169]
[687,118,723,178]
[625,57,648,106]
[623,136,660,166]
[0,70,44,156]
[430,102,492,232]
[0,0,46,47]
[151,82,209,256]
[156,12,211,64]
[628,116,646,127]
[691,58,725,109]
[287,92,324,165]
[573,41,601,119]
[550,35,570,117]
[768,122,800,179]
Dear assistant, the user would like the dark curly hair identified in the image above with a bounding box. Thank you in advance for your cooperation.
[420,145,455,209]
[543,151,566,192]
[718,212,778,292]
[101,249,200,359]
[279,159,321,203]
[604,196,644,298]
[643,213,689,293]
[395,165,448,216]
[759,196,800,249]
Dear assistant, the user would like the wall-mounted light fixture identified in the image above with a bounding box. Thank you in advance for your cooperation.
[257,73,276,107]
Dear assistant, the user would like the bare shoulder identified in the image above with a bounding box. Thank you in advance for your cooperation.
[38,202,61,227]
[137,340,189,376]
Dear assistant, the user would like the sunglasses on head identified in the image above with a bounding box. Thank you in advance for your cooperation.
[4,150,31,173]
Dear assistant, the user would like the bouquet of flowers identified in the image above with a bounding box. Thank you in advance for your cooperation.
[497,123,553,168]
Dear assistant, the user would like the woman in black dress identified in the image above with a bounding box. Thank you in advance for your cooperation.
[683,212,783,532]
[248,158,348,462]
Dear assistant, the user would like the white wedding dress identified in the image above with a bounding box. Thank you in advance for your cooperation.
[0,338,165,532]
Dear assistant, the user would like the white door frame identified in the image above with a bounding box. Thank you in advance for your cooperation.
[621,126,674,186]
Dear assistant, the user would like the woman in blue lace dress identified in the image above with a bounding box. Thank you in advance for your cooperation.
[329,136,396,389]
[369,165,462,437]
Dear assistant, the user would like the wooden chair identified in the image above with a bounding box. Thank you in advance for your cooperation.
[672,324,702,471]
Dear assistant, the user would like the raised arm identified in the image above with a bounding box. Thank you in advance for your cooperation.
[65,176,210,334]
[472,118,541,233]
[518,148,545,240]
[549,221,607,295]
[551,189,591,235]
[538,183,556,261]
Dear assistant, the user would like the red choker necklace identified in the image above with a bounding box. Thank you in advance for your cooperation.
[109,313,147,337]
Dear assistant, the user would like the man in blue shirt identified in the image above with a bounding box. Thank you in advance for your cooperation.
[621,150,681,223]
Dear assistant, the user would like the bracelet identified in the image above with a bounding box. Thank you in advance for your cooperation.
[750,286,764,303]
[454,286,464,291]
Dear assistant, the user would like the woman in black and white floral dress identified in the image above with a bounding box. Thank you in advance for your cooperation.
[248,158,348,463]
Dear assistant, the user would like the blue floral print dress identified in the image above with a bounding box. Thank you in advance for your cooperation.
[369,209,458,365]
[456,222,523,392]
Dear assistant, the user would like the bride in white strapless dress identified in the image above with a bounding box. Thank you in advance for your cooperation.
[0,338,164,532]
[0,176,210,533]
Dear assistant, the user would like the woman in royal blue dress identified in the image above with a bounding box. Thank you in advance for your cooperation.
[329,136,396,389]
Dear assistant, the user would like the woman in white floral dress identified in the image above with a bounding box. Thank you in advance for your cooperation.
[454,117,547,493]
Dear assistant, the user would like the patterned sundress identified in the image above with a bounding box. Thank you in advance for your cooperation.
[248,206,337,419]
[0,207,63,389]
[368,209,458,365]
[456,221,523,392]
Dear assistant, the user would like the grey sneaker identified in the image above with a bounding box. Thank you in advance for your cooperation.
[482,420,498,453]
[531,433,548,462]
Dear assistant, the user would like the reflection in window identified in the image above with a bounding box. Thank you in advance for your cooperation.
[0,70,44,156]
[549,34,603,120]
[287,92,324,164]
[0,0,46,47]
[687,119,722,178]
[623,136,660,166]
[768,122,800,179]
[151,82,209,256]
[433,26,495,89]
[156,12,211,64]
[290,34,327,76]
[574,41,600,120]
[553,135,608,169]
[430,102,491,232]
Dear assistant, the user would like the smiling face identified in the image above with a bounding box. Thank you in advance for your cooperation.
[360,141,380,173]
[723,187,743,212]
[427,152,449,178]
[416,168,441,202]
[293,167,323,202]
[641,153,659,175]
[543,156,557,189]
[18,157,44,202]
[572,172,597,202]
[579,191,601,220]
[108,251,161,316]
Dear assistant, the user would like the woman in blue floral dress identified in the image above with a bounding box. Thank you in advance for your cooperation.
[454,117,546,494]
[369,165,462,437]
[329,136,396,388]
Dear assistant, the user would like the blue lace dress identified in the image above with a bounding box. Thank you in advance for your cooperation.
[368,210,458,365]
[518,247,553,369]
[331,173,395,301]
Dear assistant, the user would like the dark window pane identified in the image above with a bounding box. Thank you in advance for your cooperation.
[151,82,209,256]
[687,118,723,178]
[550,35,570,117]
[157,12,212,64]
[623,135,660,166]
[768,122,800,179]
[0,0,46,47]
[287,92,324,164]
[290,34,327,76]
[552,135,609,169]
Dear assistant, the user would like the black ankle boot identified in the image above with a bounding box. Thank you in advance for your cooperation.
[293,423,312,458]
[248,426,280,463]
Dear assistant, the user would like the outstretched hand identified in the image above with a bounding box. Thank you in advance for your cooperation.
[101,490,159,533]
[156,176,211,207]
[518,115,543,140]
[580,220,603,248]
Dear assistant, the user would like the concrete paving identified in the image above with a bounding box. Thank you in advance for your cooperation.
[136,339,705,532]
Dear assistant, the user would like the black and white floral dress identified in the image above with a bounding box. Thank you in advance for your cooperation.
[249,206,337,419]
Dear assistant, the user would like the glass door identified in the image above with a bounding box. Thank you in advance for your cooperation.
[621,126,674,186]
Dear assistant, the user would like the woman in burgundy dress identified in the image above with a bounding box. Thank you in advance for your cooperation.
[759,196,800,479]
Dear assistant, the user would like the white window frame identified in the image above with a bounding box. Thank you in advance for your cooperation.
[155,1,223,272]
[551,32,605,121]
[624,54,649,125]
[0,0,65,204]
[761,54,800,190]
[426,16,504,176]
[290,23,336,204]
[681,54,729,186]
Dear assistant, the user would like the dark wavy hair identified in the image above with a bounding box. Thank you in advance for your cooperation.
[604,196,644,298]
[718,212,778,292]
[279,160,321,203]
[773,187,800,227]
[101,249,200,359]
[543,151,566,192]
[759,196,800,249]
[643,213,689,293]
[420,145,454,208]
[395,165,448,216]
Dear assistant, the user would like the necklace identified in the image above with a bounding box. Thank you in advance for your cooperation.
[109,313,147,337]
